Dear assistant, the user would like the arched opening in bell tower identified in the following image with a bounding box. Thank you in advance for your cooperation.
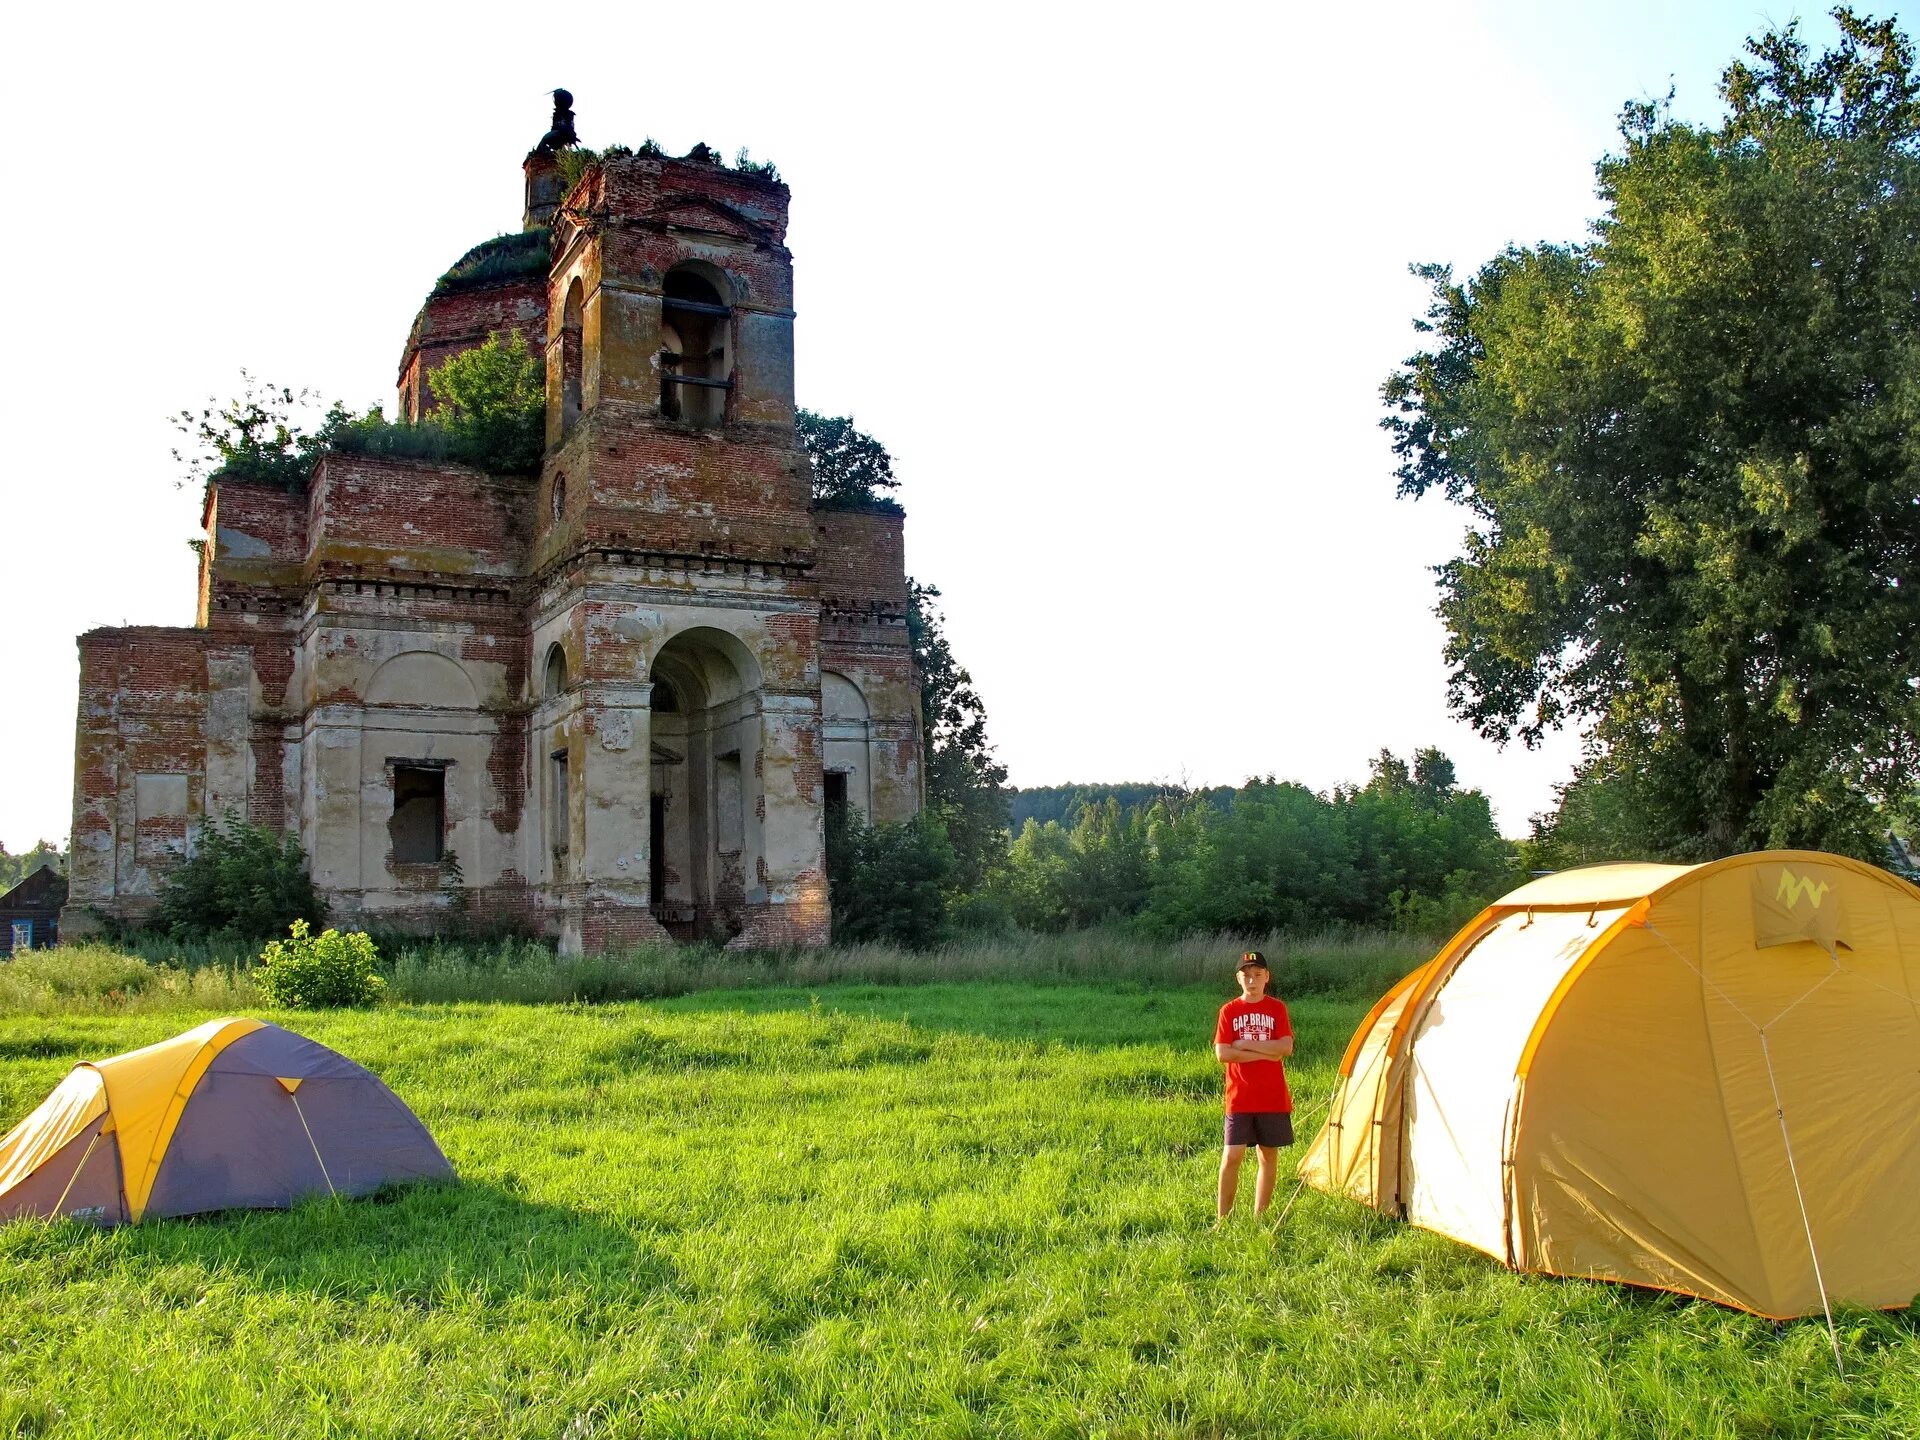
[647,627,763,940]
[659,265,732,428]
[560,278,585,434]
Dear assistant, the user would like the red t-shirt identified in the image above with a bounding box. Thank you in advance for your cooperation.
[1216,996,1293,1114]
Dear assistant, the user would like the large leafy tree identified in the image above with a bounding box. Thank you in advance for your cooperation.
[798,409,901,509]
[909,579,1010,892]
[1385,9,1920,860]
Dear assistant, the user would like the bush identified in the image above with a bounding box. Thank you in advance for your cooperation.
[255,920,386,1008]
[826,812,957,949]
[327,332,543,476]
[428,331,544,473]
[154,812,324,941]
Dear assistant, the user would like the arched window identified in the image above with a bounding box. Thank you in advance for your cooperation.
[561,278,585,434]
[821,671,872,821]
[543,643,568,699]
[551,472,567,524]
[660,266,731,428]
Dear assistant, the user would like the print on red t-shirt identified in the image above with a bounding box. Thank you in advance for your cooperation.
[1215,997,1293,1114]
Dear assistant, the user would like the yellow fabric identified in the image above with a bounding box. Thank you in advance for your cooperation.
[276,1078,302,1094]
[1496,862,1698,910]
[0,1067,108,1201]
[1298,975,1420,1206]
[1298,908,1505,1212]
[1403,907,1626,1261]
[1305,850,1920,1317]
[91,1017,262,1222]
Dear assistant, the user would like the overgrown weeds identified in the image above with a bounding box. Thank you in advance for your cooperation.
[430,230,549,297]
[2,928,1427,1017]
[0,944,260,1016]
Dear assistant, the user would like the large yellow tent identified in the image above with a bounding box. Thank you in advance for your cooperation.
[1299,850,1920,1318]
[0,1018,451,1225]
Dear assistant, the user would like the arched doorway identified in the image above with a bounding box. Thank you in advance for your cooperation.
[648,628,763,940]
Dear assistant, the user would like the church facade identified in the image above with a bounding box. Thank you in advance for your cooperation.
[66,97,923,951]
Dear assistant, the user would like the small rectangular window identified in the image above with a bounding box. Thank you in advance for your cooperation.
[550,750,570,857]
[824,771,849,824]
[390,764,446,864]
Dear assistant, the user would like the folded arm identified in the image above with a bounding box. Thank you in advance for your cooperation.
[1214,1037,1293,1063]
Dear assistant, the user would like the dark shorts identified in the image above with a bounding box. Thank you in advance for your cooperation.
[1224,1111,1294,1148]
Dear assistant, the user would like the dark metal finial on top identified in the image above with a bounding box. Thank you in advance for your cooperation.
[537,90,579,153]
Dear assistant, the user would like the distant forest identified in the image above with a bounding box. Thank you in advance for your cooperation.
[1005,784,1235,832]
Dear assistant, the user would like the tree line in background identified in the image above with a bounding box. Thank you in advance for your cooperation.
[987,751,1513,939]
[804,412,1519,945]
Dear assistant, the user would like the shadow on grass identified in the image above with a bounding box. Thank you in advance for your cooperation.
[1,1178,673,1312]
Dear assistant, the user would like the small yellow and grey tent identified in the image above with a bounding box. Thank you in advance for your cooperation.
[0,1017,452,1225]
[1300,850,1920,1318]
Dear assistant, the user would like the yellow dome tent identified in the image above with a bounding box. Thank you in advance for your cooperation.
[0,1018,451,1225]
[1300,851,1920,1320]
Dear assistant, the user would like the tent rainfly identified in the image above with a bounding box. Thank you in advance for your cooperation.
[0,1018,452,1224]
[1300,850,1920,1320]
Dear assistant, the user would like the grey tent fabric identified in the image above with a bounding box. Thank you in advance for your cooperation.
[1,1019,452,1227]
[0,1116,126,1225]
[144,1025,452,1220]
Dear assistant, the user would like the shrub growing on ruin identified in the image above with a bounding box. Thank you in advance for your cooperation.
[171,373,355,493]
[428,331,546,474]
[430,230,549,298]
[325,332,546,476]
[255,920,386,1008]
[154,811,325,941]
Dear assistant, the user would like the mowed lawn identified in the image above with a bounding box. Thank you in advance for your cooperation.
[2,985,1914,1438]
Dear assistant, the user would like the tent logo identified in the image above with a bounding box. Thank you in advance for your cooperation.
[1776,870,1832,910]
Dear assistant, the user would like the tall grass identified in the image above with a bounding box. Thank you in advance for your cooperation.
[0,944,260,1016]
[3,928,1430,1015]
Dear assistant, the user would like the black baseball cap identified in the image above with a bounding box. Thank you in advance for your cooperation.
[1236,950,1270,973]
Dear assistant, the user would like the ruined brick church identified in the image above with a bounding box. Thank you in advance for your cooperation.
[67,94,923,951]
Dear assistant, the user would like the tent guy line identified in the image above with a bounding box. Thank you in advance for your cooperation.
[1638,918,1847,1374]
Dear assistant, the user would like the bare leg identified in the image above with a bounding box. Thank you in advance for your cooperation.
[1253,1145,1280,1214]
[1217,1143,1248,1220]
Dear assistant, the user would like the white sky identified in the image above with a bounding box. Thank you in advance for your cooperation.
[0,1,1885,850]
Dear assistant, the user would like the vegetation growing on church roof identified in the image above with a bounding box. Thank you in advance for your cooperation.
[551,138,781,197]
[177,333,546,491]
[330,331,545,476]
[171,374,351,494]
[430,230,550,298]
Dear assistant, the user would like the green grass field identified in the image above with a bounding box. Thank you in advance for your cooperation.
[2,974,1916,1437]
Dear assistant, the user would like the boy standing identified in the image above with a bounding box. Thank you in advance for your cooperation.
[1214,950,1294,1220]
